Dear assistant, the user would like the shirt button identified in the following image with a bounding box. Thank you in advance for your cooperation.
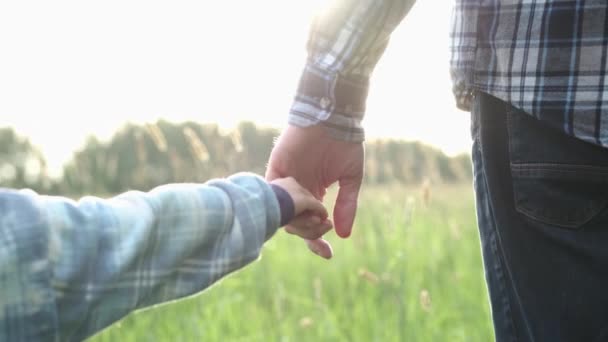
[320,97,331,110]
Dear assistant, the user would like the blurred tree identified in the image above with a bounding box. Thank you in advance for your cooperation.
[0,127,49,191]
[4,121,471,196]
[235,122,276,175]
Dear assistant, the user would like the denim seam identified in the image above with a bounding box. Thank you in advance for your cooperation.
[478,104,521,342]
[514,203,602,229]
[485,195,519,342]
[510,163,608,171]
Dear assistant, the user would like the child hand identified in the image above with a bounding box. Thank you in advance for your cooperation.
[270,177,334,258]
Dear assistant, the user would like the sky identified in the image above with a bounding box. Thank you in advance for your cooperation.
[0,0,469,176]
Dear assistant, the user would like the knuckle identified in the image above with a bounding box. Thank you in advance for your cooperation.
[284,226,297,235]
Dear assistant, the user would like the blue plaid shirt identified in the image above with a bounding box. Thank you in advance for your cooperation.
[291,0,608,147]
[0,173,282,342]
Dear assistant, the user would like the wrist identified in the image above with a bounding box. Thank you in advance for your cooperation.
[270,183,296,227]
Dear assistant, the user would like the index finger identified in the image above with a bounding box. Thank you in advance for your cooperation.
[306,238,333,259]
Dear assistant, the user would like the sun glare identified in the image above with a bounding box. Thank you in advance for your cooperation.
[0,0,468,176]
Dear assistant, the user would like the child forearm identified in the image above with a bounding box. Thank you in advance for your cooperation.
[0,173,283,342]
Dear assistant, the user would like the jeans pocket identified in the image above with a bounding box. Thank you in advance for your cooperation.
[510,165,608,229]
[506,105,608,229]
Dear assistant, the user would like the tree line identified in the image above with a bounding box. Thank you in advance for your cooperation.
[0,121,471,196]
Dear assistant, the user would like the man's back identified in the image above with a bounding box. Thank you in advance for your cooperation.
[451,0,608,146]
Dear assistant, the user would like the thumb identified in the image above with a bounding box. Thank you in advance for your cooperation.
[333,177,362,238]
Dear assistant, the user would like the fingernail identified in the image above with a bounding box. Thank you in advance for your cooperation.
[321,251,332,260]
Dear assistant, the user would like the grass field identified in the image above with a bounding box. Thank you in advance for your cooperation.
[89,183,494,342]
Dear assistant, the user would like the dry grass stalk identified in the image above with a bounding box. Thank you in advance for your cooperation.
[145,123,167,152]
[183,127,210,162]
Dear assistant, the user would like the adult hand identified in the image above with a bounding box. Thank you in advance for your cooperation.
[266,124,364,258]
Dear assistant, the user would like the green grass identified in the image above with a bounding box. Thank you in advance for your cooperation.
[89,183,493,342]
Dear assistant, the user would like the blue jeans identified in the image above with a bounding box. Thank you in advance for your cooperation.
[471,92,608,342]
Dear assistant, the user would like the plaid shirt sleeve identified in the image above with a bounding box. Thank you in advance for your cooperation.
[290,0,416,142]
[0,173,282,342]
[449,0,478,112]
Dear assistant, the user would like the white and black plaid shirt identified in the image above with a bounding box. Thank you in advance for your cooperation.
[290,0,608,147]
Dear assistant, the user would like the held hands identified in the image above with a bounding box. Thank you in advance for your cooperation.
[270,177,334,251]
[266,124,365,259]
